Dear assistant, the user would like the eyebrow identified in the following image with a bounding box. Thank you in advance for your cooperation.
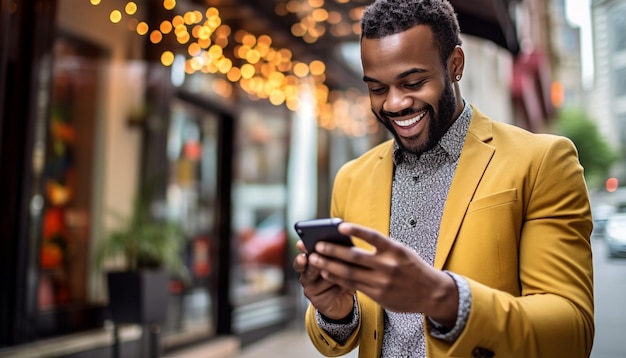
[363,68,428,83]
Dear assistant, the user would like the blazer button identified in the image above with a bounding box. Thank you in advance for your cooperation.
[472,347,494,357]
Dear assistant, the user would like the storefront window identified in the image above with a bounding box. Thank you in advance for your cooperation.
[163,99,219,338]
[231,107,290,305]
[38,35,103,311]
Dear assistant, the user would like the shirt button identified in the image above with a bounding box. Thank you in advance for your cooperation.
[409,217,417,227]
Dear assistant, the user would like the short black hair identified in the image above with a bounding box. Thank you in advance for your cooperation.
[360,0,462,65]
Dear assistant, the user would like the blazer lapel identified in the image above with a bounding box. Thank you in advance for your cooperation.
[434,109,495,269]
[368,141,395,237]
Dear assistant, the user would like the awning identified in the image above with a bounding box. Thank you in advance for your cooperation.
[511,49,555,130]
[451,0,521,55]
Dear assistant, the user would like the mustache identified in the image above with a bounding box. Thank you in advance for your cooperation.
[379,106,429,119]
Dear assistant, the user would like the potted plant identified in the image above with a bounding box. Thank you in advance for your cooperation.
[95,191,189,325]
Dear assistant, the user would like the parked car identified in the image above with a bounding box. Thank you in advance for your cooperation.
[604,213,626,257]
[239,212,287,267]
[592,204,616,237]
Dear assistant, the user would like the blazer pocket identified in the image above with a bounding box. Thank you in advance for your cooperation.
[467,189,518,213]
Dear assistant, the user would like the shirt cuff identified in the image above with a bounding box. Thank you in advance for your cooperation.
[316,295,359,345]
[428,271,472,342]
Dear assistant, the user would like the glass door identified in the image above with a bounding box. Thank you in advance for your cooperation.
[162,98,220,341]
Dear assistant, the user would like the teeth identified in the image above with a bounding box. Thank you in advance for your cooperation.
[394,112,425,127]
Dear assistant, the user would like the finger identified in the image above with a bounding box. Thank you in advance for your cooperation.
[338,222,395,251]
[314,241,374,269]
[298,257,325,286]
[304,276,344,297]
[305,281,354,300]
[292,252,308,273]
[296,240,309,254]
[309,252,376,291]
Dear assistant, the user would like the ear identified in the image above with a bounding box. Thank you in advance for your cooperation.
[448,45,465,82]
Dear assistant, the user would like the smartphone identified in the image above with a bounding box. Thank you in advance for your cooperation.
[294,218,353,253]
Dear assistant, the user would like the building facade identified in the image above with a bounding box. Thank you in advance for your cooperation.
[549,0,585,109]
[590,0,626,179]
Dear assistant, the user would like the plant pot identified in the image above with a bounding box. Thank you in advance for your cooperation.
[107,270,169,324]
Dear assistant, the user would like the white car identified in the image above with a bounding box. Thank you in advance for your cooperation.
[592,204,616,236]
[604,213,626,257]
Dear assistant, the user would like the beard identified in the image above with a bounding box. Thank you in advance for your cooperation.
[374,78,457,155]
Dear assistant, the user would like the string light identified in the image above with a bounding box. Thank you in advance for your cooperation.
[125,2,137,15]
[163,0,176,11]
[161,51,175,66]
[110,10,122,24]
[90,0,372,136]
[280,0,363,43]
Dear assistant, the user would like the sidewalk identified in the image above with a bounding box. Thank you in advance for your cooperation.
[165,325,359,358]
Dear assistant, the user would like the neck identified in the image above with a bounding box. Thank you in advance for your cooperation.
[452,83,464,120]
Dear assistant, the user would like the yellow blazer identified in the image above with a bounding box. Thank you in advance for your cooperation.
[305,106,594,357]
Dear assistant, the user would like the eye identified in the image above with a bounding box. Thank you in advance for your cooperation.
[368,85,387,95]
[405,80,426,89]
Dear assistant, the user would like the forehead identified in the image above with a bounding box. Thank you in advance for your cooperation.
[361,25,442,79]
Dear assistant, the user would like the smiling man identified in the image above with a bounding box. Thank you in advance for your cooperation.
[292,0,595,357]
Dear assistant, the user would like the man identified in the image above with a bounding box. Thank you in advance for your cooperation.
[292,0,594,357]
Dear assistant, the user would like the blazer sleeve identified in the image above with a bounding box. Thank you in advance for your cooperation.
[432,136,594,357]
[304,296,362,356]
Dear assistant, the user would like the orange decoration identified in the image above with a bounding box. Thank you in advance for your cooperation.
[40,243,64,269]
[51,121,76,142]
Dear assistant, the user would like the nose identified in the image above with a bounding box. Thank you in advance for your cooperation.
[382,88,412,114]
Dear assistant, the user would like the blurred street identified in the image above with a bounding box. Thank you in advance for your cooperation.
[590,235,626,358]
[164,321,359,358]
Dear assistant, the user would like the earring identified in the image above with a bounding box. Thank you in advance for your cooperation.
[455,74,461,81]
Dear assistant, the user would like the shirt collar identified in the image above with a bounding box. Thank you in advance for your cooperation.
[393,99,472,165]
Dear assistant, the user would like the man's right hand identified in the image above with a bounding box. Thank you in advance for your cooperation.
[293,240,355,320]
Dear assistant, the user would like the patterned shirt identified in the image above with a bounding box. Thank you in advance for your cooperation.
[318,101,473,357]
[383,101,472,356]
